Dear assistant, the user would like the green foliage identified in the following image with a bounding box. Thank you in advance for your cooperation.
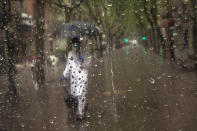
[49,0,166,46]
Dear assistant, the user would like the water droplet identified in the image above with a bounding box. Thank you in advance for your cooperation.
[98,114,101,118]
[86,113,91,118]
[43,125,47,129]
[140,9,144,11]
[16,114,21,118]
[149,47,153,51]
[149,78,155,84]
[165,115,170,118]
[163,104,168,107]
[137,78,141,82]
[85,121,90,127]
[156,76,161,80]
[21,123,25,128]
[49,119,54,124]
[0,56,4,61]
[108,4,112,7]
[71,124,76,128]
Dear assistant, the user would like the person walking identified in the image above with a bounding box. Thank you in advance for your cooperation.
[61,37,91,120]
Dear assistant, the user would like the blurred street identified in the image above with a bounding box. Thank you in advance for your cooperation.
[0,43,197,131]
[1,0,197,130]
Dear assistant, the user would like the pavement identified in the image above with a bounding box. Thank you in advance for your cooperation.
[0,43,197,131]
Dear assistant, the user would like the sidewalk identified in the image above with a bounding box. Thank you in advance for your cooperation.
[175,48,196,71]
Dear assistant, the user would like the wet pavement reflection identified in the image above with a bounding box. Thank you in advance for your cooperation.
[0,43,197,131]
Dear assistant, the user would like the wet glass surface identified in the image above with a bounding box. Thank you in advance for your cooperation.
[0,0,197,131]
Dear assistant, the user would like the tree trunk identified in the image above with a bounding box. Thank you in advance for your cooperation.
[183,28,189,49]
[6,30,17,95]
[192,18,197,54]
[191,0,197,69]
[35,0,45,87]
[64,8,71,22]
[191,0,197,53]
[152,28,157,52]
[1,0,17,95]
[156,25,165,52]
[168,28,176,61]
[151,0,164,53]
[143,0,157,52]
[146,20,157,52]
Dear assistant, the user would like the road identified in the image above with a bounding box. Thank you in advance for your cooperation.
[0,43,197,131]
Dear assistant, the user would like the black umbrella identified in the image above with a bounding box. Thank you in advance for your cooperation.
[53,21,100,39]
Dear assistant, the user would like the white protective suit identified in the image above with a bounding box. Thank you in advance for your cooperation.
[63,50,91,116]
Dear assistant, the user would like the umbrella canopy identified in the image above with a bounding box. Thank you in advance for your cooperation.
[53,21,100,39]
[60,23,81,39]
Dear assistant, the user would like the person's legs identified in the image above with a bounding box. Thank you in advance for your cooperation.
[77,94,86,117]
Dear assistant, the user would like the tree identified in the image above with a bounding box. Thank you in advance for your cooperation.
[54,0,83,22]
[191,0,197,68]
[191,0,197,53]
[84,0,131,47]
[142,0,165,52]
[0,0,11,29]
[0,0,19,95]
[34,0,46,87]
